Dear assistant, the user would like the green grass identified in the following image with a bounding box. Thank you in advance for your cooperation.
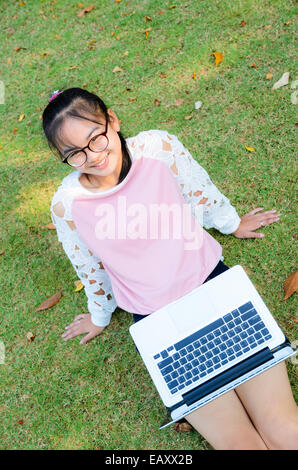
[0,0,297,450]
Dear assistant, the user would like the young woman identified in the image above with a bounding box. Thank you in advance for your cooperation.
[42,87,298,450]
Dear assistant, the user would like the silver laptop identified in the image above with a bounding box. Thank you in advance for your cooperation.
[129,265,297,429]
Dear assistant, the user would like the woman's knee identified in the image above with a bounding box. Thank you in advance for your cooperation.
[261,413,298,450]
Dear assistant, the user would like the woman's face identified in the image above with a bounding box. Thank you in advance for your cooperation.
[59,109,122,180]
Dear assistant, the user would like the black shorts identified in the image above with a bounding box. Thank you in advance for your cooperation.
[132,260,230,351]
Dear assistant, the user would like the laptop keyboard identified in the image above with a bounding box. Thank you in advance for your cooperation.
[153,301,272,395]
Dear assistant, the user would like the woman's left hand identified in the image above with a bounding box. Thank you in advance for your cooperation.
[232,207,281,239]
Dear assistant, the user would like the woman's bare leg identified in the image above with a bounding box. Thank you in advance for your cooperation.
[234,361,298,450]
[185,389,268,450]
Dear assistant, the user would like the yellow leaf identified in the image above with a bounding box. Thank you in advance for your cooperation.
[212,52,223,66]
[18,113,25,122]
[245,146,256,152]
[74,280,84,292]
[266,73,273,80]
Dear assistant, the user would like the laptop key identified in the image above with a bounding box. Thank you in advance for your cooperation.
[185,372,192,380]
[173,353,180,361]
[178,376,185,383]
[185,380,192,386]
[261,328,269,336]
[161,350,168,359]
[173,361,180,369]
[265,335,272,340]
[164,374,172,383]
[232,309,240,318]
[154,353,160,360]
[250,343,257,349]
[161,365,173,376]
[228,355,236,361]
[254,322,266,332]
[200,345,208,354]
[157,356,173,369]
[186,345,194,352]
[186,353,194,361]
[223,313,233,323]
[180,348,187,356]
[178,384,185,390]
[207,333,214,341]
[241,309,258,321]
[194,340,200,348]
[257,339,265,344]
[248,316,261,326]
[168,379,178,390]
[238,301,253,313]
[180,357,187,365]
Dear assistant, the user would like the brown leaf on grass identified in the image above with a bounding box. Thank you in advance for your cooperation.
[283,270,298,300]
[266,73,273,80]
[112,66,123,73]
[45,222,56,229]
[174,422,193,432]
[154,99,161,106]
[249,62,257,68]
[240,20,246,27]
[174,98,184,107]
[35,290,62,311]
[77,4,94,17]
[26,332,35,342]
[212,52,223,66]
[0,250,4,255]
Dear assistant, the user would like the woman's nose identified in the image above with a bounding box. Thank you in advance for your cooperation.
[86,148,106,164]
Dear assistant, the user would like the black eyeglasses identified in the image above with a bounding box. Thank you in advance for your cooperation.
[62,119,109,167]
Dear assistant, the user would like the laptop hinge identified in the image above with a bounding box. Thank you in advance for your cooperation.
[180,346,274,408]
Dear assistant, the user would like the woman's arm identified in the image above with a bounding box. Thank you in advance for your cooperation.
[50,189,117,343]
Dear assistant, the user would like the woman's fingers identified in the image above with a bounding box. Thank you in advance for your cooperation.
[80,332,95,345]
[247,207,264,216]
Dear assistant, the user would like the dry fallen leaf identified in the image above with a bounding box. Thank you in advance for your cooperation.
[174,422,193,432]
[272,72,289,90]
[45,222,56,229]
[240,20,246,27]
[174,98,184,107]
[212,52,223,66]
[74,280,84,292]
[0,250,4,255]
[245,146,256,152]
[283,270,298,300]
[249,62,257,68]
[266,73,273,80]
[112,66,123,73]
[77,4,94,17]
[26,332,35,342]
[154,99,161,106]
[35,290,62,311]
[18,114,25,122]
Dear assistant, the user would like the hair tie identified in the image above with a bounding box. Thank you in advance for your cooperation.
[49,90,63,102]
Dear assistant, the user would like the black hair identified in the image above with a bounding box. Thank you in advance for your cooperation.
[42,87,132,186]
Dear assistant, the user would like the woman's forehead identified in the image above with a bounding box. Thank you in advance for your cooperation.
[58,115,104,148]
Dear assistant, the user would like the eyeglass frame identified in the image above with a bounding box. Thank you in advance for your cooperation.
[62,118,109,167]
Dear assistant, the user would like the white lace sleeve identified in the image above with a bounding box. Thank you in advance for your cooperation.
[50,188,117,327]
[134,130,241,235]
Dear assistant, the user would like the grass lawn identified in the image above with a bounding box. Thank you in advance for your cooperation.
[0,0,297,450]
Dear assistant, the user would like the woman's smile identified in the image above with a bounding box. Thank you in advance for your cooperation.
[90,151,110,169]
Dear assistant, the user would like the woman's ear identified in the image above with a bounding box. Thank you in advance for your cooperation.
[107,108,120,132]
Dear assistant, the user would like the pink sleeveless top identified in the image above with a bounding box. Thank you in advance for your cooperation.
[71,157,222,315]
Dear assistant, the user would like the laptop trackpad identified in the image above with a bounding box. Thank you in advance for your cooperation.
[168,292,218,333]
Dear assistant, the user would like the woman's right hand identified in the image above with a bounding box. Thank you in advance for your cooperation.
[61,313,105,345]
